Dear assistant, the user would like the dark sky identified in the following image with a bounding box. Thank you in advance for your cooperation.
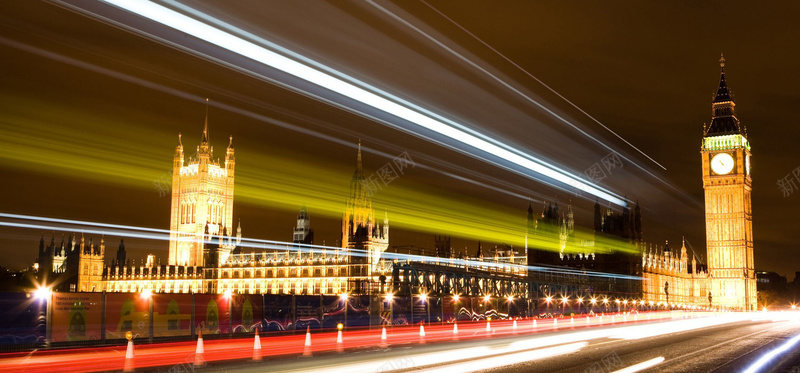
[0,1,798,279]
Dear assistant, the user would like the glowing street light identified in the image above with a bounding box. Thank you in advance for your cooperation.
[484,294,491,302]
[339,293,349,301]
[590,297,597,305]
[561,297,569,305]
[577,297,584,304]
[792,304,797,310]
[545,296,553,304]
[140,289,153,299]
[419,293,428,302]
[452,294,460,302]
[507,295,514,302]
[384,293,394,303]
[33,285,52,301]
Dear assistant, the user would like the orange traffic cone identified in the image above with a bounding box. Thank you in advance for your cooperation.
[336,323,344,352]
[123,338,134,372]
[253,329,262,361]
[303,326,312,357]
[194,330,205,367]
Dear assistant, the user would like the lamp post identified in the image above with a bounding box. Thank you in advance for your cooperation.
[545,295,553,315]
[340,293,348,327]
[419,293,429,324]
[384,293,393,326]
[34,285,52,348]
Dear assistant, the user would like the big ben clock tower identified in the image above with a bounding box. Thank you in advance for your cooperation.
[702,55,756,311]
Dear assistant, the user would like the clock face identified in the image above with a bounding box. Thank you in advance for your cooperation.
[711,153,735,175]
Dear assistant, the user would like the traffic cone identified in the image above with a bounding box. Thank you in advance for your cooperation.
[453,322,459,335]
[380,325,388,348]
[253,329,262,361]
[513,319,518,330]
[586,316,590,325]
[533,319,537,328]
[337,330,343,344]
[570,316,574,325]
[553,317,558,327]
[194,330,204,367]
[123,339,134,372]
[419,323,426,338]
[486,319,491,332]
[303,326,312,357]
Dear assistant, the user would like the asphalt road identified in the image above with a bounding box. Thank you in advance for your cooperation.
[181,314,800,373]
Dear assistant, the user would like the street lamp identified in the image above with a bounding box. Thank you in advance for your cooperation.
[419,293,430,324]
[33,284,53,348]
[34,285,52,301]
[340,293,349,327]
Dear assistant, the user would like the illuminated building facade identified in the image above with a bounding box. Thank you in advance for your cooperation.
[37,233,111,292]
[168,113,235,267]
[701,56,756,310]
[95,136,390,296]
[640,239,710,306]
[341,143,390,278]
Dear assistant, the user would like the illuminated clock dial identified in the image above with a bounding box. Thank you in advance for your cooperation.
[711,153,735,175]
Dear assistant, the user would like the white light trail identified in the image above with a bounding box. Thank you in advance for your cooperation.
[1,212,642,280]
[416,342,587,373]
[99,0,626,206]
[741,333,800,373]
[414,0,667,171]
[611,356,666,373]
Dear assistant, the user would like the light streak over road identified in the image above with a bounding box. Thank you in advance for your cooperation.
[96,0,626,207]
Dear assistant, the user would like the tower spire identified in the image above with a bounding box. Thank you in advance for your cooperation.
[705,54,744,137]
[356,140,362,172]
[714,53,732,103]
[202,98,209,144]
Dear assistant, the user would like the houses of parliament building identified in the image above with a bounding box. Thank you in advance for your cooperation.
[36,57,757,311]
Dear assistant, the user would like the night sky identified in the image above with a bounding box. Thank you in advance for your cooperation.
[1,1,798,279]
